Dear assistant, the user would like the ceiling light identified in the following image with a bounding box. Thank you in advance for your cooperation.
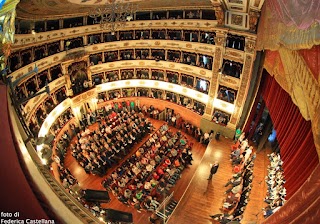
[89,0,137,33]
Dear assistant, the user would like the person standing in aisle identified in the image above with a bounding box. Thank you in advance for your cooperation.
[207,161,219,180]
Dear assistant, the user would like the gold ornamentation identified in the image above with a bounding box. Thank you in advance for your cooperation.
[249,10,260,32]
[230,117,237,124]
[104,44,117,48]
[91,66,102,71]
[245,40,256,54]
[181,66,192,71]
[231,14,243,26]
[213,5,224,26]
[137,42,148,45]
[167,43,179,47]
[32,96,39,104]
[226,50,242,58]
[38,61,47,67]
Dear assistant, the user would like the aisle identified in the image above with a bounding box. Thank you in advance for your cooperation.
[168,137,270,224]
[168,137,234,224]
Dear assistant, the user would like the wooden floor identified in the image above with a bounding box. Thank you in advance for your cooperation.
[168,137,271,224]
[64,119,271,224]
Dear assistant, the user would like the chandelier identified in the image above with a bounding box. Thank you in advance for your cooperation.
[89,0,137,33]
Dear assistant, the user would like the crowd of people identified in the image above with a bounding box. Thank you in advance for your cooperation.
[102,124,194,212]
[210,132,256,223]
[70,107,153,176]
[213,110,230,126]
[49,99,288,222]
[58,166,78,189]
[46,98,213,222]
[263,153,286,218]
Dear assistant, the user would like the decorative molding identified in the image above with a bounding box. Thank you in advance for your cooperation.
[13,20,218,48]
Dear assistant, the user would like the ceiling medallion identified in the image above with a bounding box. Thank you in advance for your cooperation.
[89,0,137,33]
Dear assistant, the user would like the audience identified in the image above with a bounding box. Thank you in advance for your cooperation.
[101,123,194,212]
[210,132,256,223]
[263,152,286,218]
[71,106,153,176]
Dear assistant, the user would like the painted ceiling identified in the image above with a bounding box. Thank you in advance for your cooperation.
[16,0,213,20]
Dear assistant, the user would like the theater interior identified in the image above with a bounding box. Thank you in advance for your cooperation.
[0,0,319,223]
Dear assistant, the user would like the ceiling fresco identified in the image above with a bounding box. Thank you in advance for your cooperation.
[16,0,213,19]
[67,0,144,6]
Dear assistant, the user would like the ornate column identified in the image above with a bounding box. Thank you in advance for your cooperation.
[61,61,73,96]
[102,51,105,62]
[203,30,226,120]
[212,2,225,26]
[229,37,256,128]
[60,40,65,51]
[248,9,260,33]
[83,16,87,26]
[59,19,63,29]
[44,20,47,32]
[83,35,88,46]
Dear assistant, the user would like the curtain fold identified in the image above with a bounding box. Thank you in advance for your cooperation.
[261,73,319,198]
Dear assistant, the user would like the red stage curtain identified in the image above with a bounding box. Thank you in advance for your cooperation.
[261,73,319,198]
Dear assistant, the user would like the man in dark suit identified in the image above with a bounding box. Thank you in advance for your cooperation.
[207,161,219,180]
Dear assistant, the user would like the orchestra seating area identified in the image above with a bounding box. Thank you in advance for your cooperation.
[71,107,153,176]
[102,124,193,212]
[49,99,215,221]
